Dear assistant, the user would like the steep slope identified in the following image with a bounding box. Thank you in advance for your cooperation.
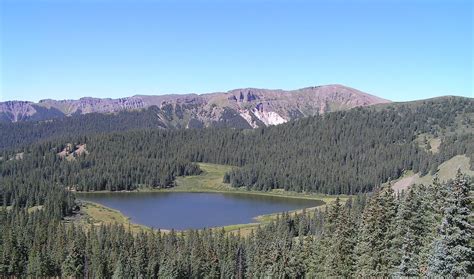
[0,84,390,127]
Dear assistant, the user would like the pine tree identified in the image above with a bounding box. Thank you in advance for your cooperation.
[417,175,447,275]
[112,257,125,279]
[313,199,340,276]
[392,184,430,276]
[27,250,48,277]
[355,183,397,277]
[61,240,84,278]
[133,234,148,278]
[428,171,473,277]
[235,244,246,279]
[325,203,357,277]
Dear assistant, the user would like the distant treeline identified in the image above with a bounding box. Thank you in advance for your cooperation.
[0,103,251,151]
[0,107,168,150]
[1,171,471,278]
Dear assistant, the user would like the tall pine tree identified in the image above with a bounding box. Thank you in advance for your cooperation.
[355,183,397,277]
[428,170,473,277]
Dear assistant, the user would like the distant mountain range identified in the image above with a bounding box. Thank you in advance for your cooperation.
[0,84,390,128]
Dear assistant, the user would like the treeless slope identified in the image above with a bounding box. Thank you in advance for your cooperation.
[392,155,474,192]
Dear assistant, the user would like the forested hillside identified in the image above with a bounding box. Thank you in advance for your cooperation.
[1,97,472,199]
[0,107,171,150]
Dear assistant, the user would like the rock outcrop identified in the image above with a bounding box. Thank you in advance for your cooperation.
[0,84,390,128]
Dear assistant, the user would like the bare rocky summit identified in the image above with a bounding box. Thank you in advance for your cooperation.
[0,84,390,128]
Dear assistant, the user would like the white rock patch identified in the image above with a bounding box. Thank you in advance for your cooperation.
[253,110,287,126]
[239,110,258,128]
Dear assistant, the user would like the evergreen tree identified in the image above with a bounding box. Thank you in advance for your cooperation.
[325,203,357,277]
[27,250,49,277]
[355,183,397,277]
[417,175,448,275]
[428,171,473,277]
[392,184,432,276]
[61,240,84,278]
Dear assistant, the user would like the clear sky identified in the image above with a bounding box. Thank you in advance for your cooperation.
[0,0,472,102]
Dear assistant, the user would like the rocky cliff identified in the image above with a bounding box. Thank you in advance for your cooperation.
[0,84,390,128]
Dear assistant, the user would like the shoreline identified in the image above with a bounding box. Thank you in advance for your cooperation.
[76,197,329,235]
[73,163,346,234]
[75,187,342,202]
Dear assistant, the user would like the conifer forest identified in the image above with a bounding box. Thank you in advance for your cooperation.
[2,0,473,276]
[0,97,473,278]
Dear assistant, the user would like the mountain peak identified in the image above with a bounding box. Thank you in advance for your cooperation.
[0,84,390,126]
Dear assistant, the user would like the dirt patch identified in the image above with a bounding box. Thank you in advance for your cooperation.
[392,173,419,193]
[429,138,441,153]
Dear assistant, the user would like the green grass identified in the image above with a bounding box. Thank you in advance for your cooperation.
[414,133,441,153]
[79,201,158,234]
[436,155,474,180]
[173,163,235,192]
[172,163,344,203]
[390,155,473,192]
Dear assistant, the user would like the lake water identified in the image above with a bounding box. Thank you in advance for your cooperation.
[78,192,323,230]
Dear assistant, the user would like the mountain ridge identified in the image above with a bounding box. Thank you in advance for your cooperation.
[0,84,390,127]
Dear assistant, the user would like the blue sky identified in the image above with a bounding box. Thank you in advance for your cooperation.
[0,0,472,102]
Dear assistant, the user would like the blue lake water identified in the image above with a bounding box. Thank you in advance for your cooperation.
[78,192,323,230]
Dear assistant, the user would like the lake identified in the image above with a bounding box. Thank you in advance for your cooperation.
[78,192,323,230]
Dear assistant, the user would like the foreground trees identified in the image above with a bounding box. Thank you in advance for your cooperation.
[428,171,473,277]
[0,172,472,278]
[355,183,396,277]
